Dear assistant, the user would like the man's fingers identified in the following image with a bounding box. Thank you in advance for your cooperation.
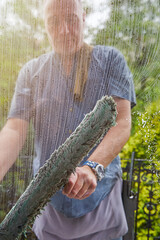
[75,179,97,199]
[62,166,97,199]
[66,179,84,198]
[78,181,97,199]
[62,172,78,195]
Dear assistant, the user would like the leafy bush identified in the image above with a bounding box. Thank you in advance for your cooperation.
[121,99,160,239]
[121,99,160,163]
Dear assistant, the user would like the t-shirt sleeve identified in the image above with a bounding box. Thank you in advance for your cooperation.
[8,63,33,121]
[107,48,136,108]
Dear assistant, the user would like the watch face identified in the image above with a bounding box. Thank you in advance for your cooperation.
[96,164,105,181]
[83,161,105,181]
[97,165,105,174]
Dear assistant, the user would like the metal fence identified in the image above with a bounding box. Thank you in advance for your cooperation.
[0,153,160,240]
[122,152,160,240]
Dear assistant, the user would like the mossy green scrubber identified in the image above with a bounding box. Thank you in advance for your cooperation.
[0,96,117,240]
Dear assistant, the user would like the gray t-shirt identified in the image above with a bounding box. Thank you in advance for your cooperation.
[8,45,136,218]
[32,178,128,240]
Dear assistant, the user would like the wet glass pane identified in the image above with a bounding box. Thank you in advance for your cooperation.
[0,0,160,239]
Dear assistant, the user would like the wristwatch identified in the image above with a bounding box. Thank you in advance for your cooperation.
[82,160,105,181]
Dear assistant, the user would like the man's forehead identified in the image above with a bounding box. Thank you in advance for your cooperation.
[45,0,81,10]
[44,0,83,19]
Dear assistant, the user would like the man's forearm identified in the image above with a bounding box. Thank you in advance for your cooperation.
[88,98,131,168]
[63,101,131,200]
[0,120,28,181]
[88,118,131,168]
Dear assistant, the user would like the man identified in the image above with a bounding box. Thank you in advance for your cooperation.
[0,0,136,239]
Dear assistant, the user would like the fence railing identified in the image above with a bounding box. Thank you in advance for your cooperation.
[122,153,160,240]
[0,153,160,240]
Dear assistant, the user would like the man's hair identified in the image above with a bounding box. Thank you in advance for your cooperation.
[44,0,82,7]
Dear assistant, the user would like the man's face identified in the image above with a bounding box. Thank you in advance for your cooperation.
[44,0,85,56]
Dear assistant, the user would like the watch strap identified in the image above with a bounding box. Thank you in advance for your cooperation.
[82,160,98,168]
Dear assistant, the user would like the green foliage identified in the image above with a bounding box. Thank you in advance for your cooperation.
[120,99,160,239]
[0,0,50,123]
[121,99,160,163]
[92,0,160,108]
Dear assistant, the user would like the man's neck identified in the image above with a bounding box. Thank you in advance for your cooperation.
[56,49,80,76]
[60,55,74,76]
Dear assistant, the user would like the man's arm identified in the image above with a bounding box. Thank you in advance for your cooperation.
[0,118,28,182]
[87,97,131,167]
[63,97,131,199]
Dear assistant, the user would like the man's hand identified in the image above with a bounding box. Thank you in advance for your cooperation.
[62,166,97,200]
